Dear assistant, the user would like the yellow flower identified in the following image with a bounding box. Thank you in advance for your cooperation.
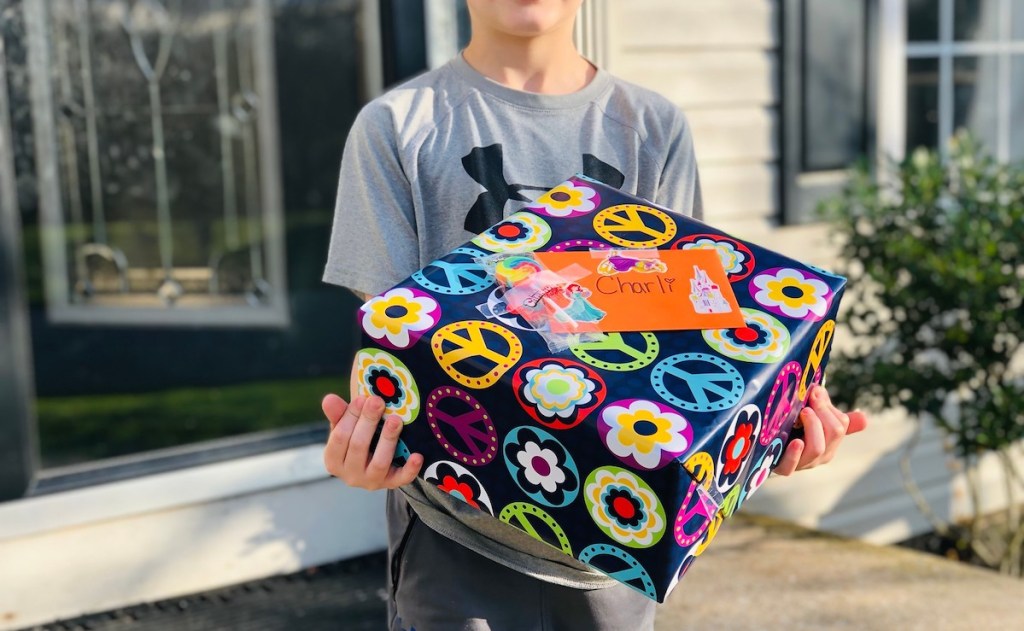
[368,294,423,335]
[537,185,585,211]
[764,276,819,310]
[616,408,675,455]
[361,287,440,349]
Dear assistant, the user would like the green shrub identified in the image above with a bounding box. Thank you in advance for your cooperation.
[821,133,1024,574]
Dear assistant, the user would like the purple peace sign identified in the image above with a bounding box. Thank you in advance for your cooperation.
[426,386,500,466]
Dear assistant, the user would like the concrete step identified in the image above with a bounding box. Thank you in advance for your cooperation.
[660,514,1024,630]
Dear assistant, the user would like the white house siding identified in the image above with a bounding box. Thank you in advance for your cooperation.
[606,0,1024,546]
[605,0,779,234]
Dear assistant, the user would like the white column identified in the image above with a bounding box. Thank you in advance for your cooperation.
[878,0,908,164]
[425,0,460,69]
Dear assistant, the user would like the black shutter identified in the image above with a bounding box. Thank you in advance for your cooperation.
[0,28,37,501]
[380,0,428,87]
[782,0,877,224]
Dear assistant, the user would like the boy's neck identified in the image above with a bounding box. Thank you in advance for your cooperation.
[462,30,596,95]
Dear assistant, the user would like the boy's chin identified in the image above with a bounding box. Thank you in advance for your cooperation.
[470,0,581,37]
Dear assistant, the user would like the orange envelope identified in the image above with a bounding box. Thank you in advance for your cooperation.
[533,249,745,333]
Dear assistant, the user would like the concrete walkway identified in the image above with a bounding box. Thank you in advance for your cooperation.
[660,514,1024,630]
[36,514,1024,630]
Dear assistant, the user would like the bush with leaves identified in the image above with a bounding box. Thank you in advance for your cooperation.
[820,133,1024,575]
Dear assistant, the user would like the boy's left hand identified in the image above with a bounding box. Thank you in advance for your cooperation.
[773,385,868,476]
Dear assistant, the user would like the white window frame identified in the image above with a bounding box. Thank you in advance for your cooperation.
[879,0,1021,163]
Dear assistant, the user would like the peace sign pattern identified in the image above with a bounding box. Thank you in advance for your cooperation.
[353,175,847,602]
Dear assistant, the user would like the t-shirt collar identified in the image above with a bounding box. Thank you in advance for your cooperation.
[449,52,612,110]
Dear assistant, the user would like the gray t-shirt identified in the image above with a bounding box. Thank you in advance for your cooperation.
[323,54,703,589]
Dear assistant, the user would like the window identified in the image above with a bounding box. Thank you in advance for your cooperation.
[25,0,289,327]
[0,0,386,499]
[904,0,1024,159]
[781,0,878,224]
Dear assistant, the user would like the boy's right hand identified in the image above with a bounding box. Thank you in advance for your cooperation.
[322,393,424,490]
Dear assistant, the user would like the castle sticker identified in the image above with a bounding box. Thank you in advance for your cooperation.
[533,249,744,333]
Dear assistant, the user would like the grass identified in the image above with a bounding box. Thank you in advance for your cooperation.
[37,375,349,468]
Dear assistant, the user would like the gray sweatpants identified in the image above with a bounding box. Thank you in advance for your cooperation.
[385,490,657,631]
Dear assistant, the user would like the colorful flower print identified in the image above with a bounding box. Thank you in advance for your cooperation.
[599,399,693,470]
[513,358,606,430]
[703,308,791,363]
[424,460,493,514]
[361,288,441,350]
[716,404,763,493]
[672,234,756,282]
[528,180,601,218]
[741,437,785,505]
[503,426,580,507]
[749,267,832,321]
[472,212,552,252]
[584,466,666,548]
[354,349,420,424]
[722,425,754,475]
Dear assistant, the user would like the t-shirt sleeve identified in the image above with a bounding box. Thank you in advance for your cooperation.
[322,103,418,296]
[655,111,705,221]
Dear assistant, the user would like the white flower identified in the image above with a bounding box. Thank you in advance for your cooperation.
[516,441,566,493]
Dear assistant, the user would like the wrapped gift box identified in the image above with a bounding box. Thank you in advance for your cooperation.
[352,175,845,602]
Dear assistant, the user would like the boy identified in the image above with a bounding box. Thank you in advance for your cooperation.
[322,1,867,629]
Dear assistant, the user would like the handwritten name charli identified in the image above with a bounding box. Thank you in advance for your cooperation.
[596,275,677,295]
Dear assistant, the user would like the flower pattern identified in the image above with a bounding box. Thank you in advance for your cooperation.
[741,437,785,505]
[361,288,441,349]
[585,467,666,548]
[599,399,693,470]
[514,358,605,430]
[424,460,493,514]
[472,212,552,252]
[354,349,420,424]
[528,180,601,218]
[345,175,852,602]
[703,308,791,363]
[750,267,832,320]
[673,234,756,282]
[504,426,580,507]
[716,404,763,493]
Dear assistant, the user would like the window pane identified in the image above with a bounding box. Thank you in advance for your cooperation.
[1014,0,1024,39]
[953,56,1000,152]
[6,0,367,468]
[908,0,940,41]
[954,0,1000,41]
[906,58,940,153]
[802,0,868,171]
[27,1,286,325]
[1012,55,1024,160]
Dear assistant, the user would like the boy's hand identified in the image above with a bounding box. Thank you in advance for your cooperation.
[322,393,424,490]
[774,385,868,476]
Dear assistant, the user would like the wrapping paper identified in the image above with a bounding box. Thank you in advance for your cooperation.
[353,175,846,602]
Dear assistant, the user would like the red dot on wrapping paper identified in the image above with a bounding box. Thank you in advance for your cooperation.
[375,375,397,398]
[497,224,522,238]
[735,327,758,343]
[612,497,636,519]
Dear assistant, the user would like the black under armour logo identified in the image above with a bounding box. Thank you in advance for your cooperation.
[461,144,625,233]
